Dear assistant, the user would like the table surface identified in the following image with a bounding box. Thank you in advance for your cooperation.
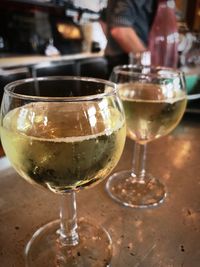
[0,114,200,267]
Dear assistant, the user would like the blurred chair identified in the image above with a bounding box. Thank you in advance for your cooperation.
[76,57,108,79]
[0,67,30,102]
[30,60,76,78]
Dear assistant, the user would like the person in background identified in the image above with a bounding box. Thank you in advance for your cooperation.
[100,0,158,76]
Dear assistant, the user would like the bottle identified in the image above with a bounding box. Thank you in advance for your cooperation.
[148,0,179,68]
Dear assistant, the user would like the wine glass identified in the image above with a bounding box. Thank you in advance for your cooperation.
[0,76,126,266]
[106,65,187,208]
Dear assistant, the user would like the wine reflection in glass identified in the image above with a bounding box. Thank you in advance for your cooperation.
[106,65,187,208]
[0,77,126,266]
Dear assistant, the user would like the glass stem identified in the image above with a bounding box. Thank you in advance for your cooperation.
[59,192,79,246]
[131,142,147,181]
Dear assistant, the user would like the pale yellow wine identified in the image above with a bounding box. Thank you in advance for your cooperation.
[119,82,187,144]
[1,102,126,193]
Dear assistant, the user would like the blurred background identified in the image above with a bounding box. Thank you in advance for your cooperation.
[0,0,200,112]
[0,0,108,56]
[0,0,199,56]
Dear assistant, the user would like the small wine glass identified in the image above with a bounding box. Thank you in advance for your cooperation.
[0,76,126,266]
[106,65,187,208]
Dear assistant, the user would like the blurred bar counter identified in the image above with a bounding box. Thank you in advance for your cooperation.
[0,114,200,266]
[0,51,104,69]
[0,51,108,103]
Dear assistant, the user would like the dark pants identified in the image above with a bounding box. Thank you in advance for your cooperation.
[105,53,129,79]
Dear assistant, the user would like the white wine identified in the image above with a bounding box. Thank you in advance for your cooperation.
[1,102,126,193]
[119,82,187,144]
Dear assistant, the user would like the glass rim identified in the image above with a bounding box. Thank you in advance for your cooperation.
[4,76,117,101]
[112,64,184,78]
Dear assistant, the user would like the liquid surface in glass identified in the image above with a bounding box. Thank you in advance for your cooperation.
[119,82,186,144]
[1,101,126,193]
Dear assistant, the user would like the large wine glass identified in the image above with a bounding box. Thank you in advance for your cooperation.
[0,76,126,266]
[106,65,187,208]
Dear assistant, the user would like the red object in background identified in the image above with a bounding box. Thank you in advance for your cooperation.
[148,0,179,68]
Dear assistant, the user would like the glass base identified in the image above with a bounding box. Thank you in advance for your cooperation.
[25,219,112,267]
[106,170,167,208]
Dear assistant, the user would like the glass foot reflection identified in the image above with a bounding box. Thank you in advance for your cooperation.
[106,170,167,208]
[25,219,112,267]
